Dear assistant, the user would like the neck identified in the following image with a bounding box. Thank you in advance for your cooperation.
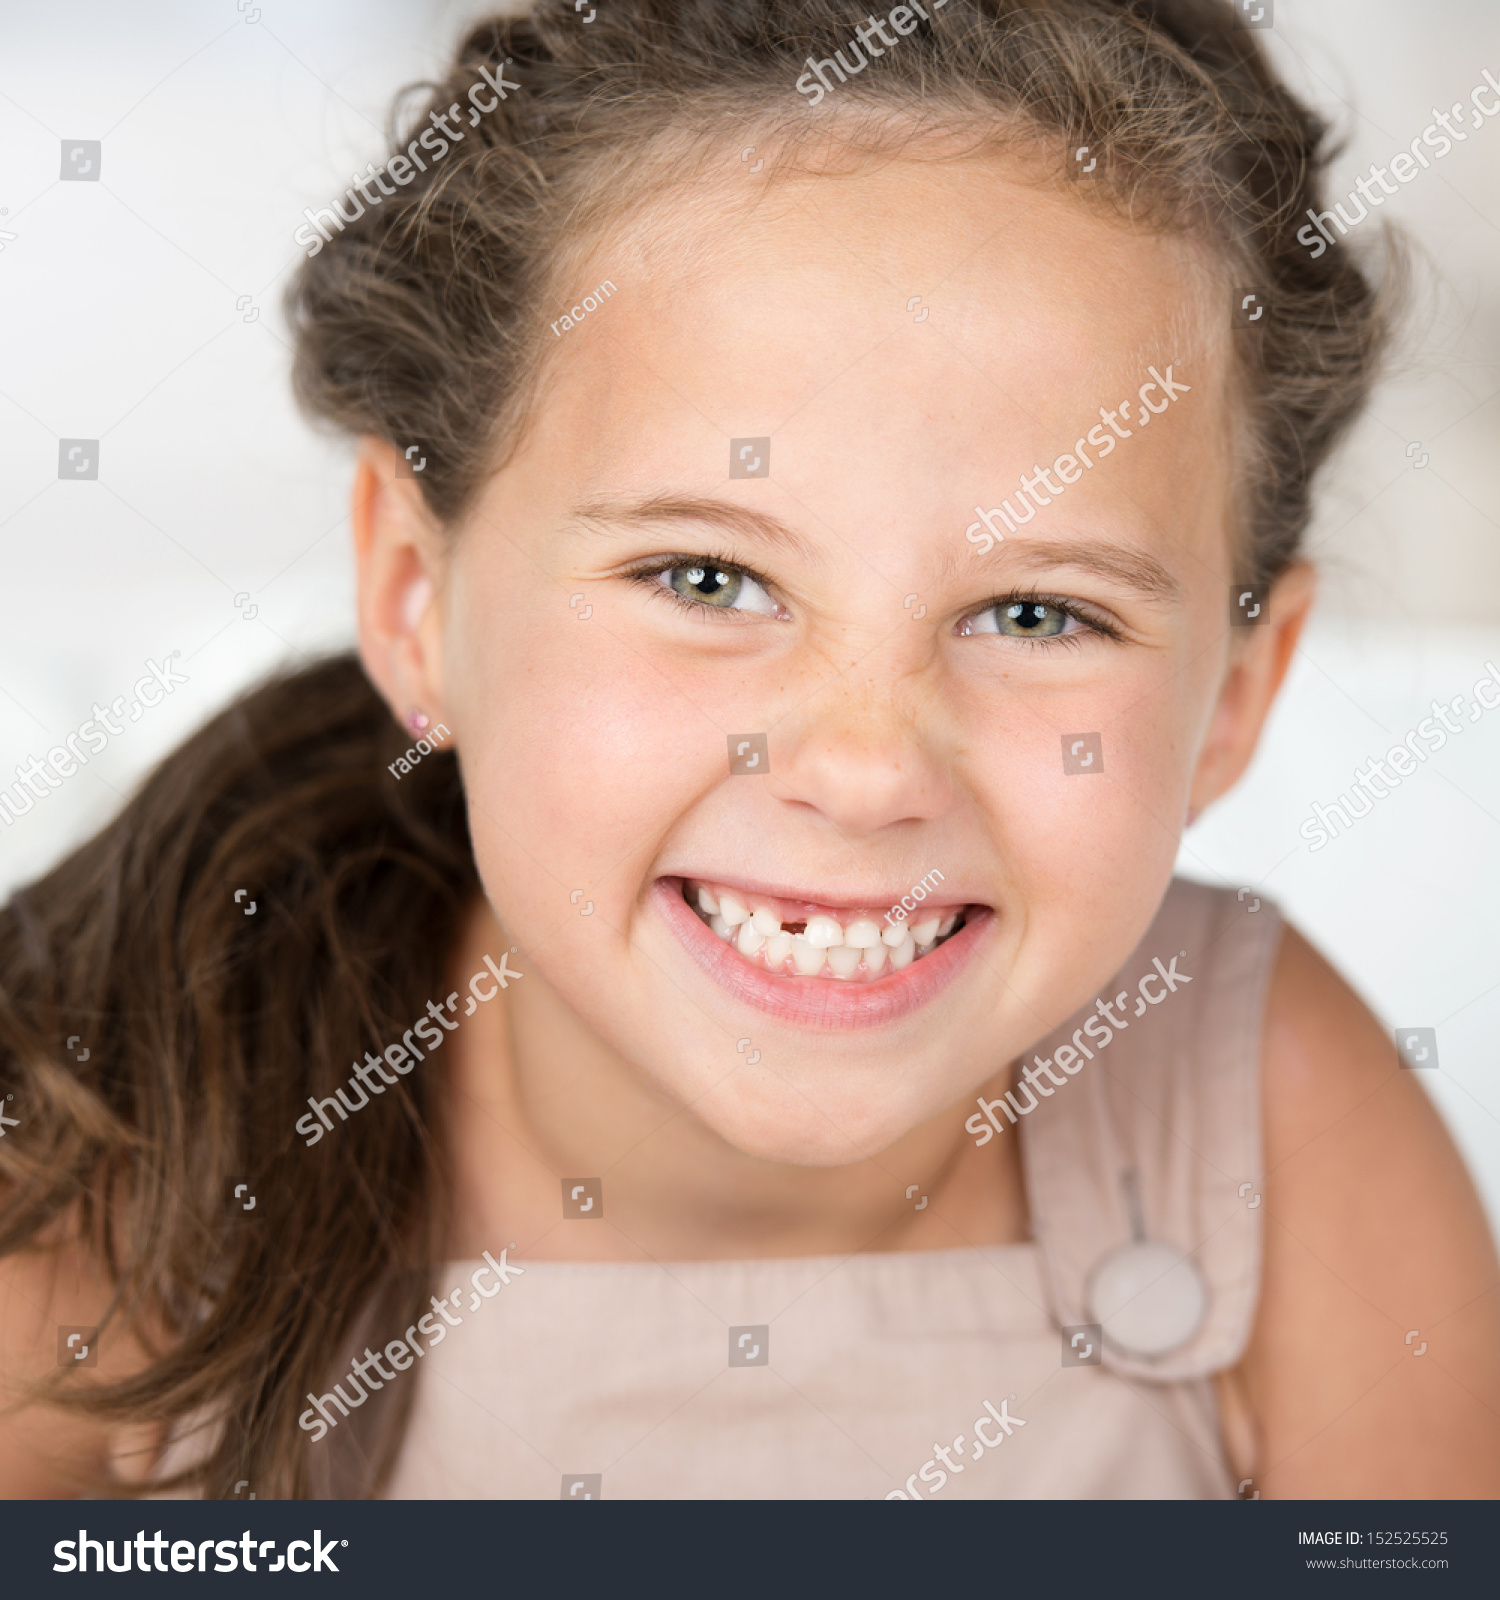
[440,899,1028,1262]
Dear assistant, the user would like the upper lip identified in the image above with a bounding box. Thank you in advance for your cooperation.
[664,872,985,911]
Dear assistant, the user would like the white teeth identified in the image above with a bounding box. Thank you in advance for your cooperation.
[791,935,827,976]
[805,914,843,949]
[825,944,862,978]
[718,891,751,927]
[692,880,966,981]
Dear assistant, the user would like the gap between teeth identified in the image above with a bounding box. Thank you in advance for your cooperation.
[690,882,961,979]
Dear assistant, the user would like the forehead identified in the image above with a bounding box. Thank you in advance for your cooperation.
[521,149,1232,558]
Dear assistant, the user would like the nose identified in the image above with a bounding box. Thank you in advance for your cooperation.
[770,679,952,838]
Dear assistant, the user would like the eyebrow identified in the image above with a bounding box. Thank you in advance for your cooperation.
[975,538,1182,604]
[564,494,822,564]
[568,495,1181,604]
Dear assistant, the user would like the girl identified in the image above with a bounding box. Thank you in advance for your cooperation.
[3,0,1498,1500]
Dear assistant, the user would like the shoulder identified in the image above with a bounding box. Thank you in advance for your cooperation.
[0,1224,164,1496]
[1230,922,1500,1496]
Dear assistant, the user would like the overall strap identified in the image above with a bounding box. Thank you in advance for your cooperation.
[1016,879,1283,1381]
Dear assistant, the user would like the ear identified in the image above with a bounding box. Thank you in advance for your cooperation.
[351,437,451,734]
[1189,562,1316,816]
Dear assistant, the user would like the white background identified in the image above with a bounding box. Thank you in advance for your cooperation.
[1,1,1498,1227]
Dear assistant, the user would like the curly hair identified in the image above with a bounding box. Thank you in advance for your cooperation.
[2,0,1392,1500]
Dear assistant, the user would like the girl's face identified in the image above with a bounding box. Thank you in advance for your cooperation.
[401,151,1280,1165]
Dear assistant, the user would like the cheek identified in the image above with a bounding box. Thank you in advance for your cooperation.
[443,593,710,929]
[971,667,1199,969]
[978,652,1197,815]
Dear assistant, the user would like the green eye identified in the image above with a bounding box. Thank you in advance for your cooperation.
[635,559,782,618]
[669,565,742,607]
[958,596,1095,642]
[993,601,1068,637]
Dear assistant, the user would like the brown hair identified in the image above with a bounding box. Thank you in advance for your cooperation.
[2,0,1391,1498]
[0,661,474,1496]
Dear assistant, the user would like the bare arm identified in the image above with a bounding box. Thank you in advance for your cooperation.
[0,1235,163,1497]
[1221,925,1500,1497]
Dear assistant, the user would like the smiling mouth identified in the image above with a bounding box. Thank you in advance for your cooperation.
[681,877,972,984]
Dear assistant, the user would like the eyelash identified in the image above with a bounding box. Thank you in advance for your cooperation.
[972,593,1124,650]
[625,553,780,621]
[624,558,1122,646]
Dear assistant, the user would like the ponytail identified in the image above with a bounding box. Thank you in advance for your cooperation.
[0,656,475,1497]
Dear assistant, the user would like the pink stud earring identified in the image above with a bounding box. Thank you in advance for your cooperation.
[405,709,430,736]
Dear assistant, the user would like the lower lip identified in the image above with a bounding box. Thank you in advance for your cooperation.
[652,878,992,1032]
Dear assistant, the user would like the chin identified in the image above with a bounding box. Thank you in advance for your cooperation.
[686,1072,926,1168]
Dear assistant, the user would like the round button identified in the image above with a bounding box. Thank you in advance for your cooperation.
[1085,1240,1207,1357]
